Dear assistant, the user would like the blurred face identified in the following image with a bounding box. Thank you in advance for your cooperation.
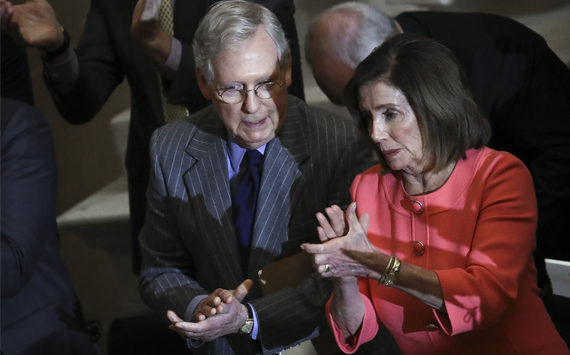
[197,28,292,149]
[312,56,354,106]
[359,81,424,174]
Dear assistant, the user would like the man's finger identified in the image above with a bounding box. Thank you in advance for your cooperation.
[173,320,209,333]
[167,310,183,323]
[234,279,253,302]
[219,290,233,304]
[140,0,160,21]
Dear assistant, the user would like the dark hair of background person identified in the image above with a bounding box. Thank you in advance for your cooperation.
[345,33,492,175]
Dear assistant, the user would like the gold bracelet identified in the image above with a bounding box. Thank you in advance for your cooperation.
[382,257,401,287]
[378,255,395,286]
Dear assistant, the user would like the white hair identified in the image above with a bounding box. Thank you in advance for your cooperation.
[193,0,290,82]
[305,2,399,67]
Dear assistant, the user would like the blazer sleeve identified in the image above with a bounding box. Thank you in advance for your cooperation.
[434,153,538,335]
[322,174,382,353]
[138,128,208,320]
[1,103,58,298]
[43,0,124,124]
[325,277,381,354]
[250,123,377,353]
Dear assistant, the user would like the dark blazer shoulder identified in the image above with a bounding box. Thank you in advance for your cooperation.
[397,11,544,42]
[151,104,225,154]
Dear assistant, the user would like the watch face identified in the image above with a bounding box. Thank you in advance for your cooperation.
[240,319,254,335]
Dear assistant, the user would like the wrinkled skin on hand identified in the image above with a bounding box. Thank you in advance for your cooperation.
[302,202,384,281]
[167,279,253,342]
[0,0,63,51]
[131,0,172,64]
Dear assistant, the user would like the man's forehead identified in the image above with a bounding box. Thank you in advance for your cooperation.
[211,30,281,82]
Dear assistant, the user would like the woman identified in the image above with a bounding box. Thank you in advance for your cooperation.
[301,34,569,355]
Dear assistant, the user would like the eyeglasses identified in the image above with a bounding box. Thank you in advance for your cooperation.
[215,81,284,104]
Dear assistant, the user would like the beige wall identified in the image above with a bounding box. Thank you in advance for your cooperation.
[20,0,130,216]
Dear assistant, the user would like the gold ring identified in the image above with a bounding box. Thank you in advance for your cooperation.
[325,264,331,273]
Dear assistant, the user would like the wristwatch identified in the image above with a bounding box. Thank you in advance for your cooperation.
[238,303,254,335]
[383,257,401,287]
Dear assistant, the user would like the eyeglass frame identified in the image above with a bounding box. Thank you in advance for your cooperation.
[214,80,284,104]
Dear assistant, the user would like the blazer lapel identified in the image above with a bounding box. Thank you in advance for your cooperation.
[247,98,310,279]
[182,110,244,286]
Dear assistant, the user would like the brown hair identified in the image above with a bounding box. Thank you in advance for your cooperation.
[345,33,491,174]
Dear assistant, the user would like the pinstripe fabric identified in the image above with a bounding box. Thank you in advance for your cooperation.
[139,95,377,355]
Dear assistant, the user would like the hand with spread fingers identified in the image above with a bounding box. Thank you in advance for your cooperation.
[131,0,172,65]
[302,202,383,281]
[0,0,64,52]
[167,279,253,341]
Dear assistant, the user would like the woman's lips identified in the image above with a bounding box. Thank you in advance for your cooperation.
[243,117,267,128]
[382,149,400,158]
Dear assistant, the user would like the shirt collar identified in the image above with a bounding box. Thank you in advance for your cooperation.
[227,135,266,173]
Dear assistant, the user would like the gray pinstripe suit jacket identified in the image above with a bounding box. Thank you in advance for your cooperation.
[139,95,376,355]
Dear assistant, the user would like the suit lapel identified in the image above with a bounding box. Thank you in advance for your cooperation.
[182,109,244,286]
[248,98,310,279]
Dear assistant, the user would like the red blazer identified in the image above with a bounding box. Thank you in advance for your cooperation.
[327,148,569,355]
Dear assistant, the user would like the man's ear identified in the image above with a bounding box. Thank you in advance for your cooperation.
[196,67,213,100]
[284,54,292,88]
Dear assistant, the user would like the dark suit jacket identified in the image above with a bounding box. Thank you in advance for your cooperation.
[1,30,34,106]
[0,98,95,355]
[138,95,376,354]
[44,0,305,273]
[397,11,570,286]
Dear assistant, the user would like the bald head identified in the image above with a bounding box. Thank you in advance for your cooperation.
[305,2,400,105]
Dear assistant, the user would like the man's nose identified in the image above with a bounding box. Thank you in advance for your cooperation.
[242,90,260,114]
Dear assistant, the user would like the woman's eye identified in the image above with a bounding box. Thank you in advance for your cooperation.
[385,110,398,119]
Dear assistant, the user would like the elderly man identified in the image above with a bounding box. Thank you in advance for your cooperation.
[1,0,304,274]
[138,1,392,354]
[305,2,570,293]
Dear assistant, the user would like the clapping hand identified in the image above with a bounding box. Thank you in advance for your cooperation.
[301,202,383,280]
[166,279,253,342]
[1,0,64,52]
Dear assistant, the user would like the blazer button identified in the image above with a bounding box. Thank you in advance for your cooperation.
[411,200,424,214]
[413,240,425,256]
[426,324,440,331]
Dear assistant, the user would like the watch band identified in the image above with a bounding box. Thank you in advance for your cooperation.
[44,27,70,61]
[245,303,253,319]
[238,303,254,335]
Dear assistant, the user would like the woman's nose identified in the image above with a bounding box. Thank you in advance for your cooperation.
[370,121,388,143]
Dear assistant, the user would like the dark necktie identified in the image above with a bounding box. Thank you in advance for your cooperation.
[232,149,263,275]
